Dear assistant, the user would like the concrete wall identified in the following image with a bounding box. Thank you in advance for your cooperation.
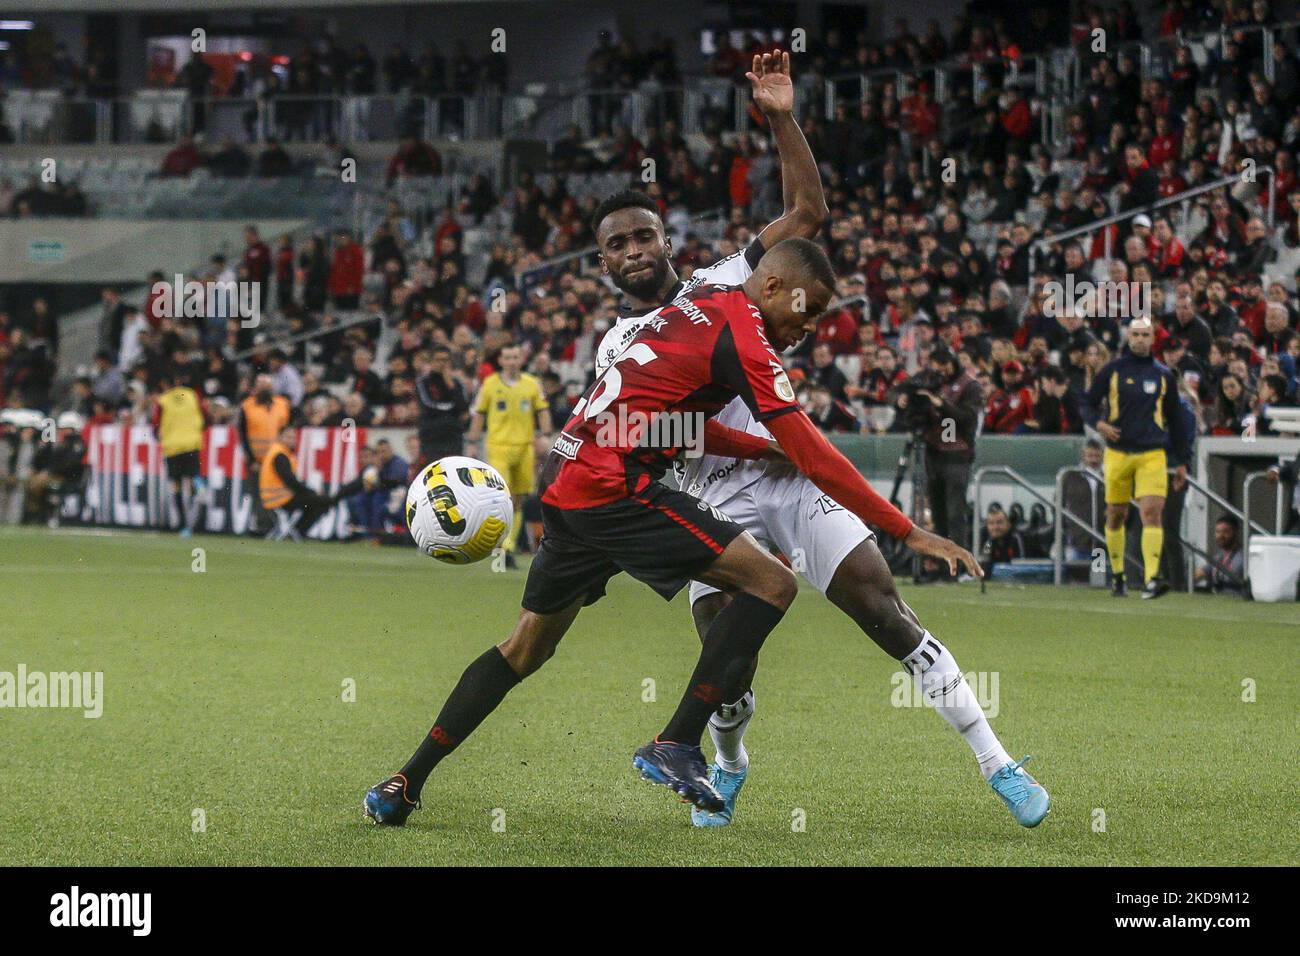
[0,217,305,283]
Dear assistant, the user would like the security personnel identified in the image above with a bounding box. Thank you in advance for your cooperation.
[1082,316,1192,599]
[240,373,292,532]
[260,423,337,538]
[466,343,552,567]
[154,373,206,537]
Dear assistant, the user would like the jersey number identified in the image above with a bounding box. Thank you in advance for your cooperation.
[574,343,658,420]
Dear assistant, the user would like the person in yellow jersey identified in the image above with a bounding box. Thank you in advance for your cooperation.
[239,373,292,533]
[466,344,553,568]
[1081,316,1193,600]
[152,372,206,538]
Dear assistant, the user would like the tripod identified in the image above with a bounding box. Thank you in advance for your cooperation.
[885,432,929,584]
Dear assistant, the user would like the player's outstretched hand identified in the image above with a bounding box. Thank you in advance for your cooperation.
[746,50,794,116]
[903,525,984,579]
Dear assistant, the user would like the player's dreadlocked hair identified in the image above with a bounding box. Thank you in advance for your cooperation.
[590,189,661,235]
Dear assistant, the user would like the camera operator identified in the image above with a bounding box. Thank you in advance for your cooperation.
[896,345,983,560]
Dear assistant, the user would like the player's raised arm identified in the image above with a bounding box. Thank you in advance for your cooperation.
[748,51,829,248]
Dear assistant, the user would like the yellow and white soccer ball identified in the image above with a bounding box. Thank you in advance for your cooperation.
[405,456,513,564]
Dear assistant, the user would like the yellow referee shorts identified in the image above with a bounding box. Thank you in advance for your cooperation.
[486,442,535,496]
[1103,447,1168,504]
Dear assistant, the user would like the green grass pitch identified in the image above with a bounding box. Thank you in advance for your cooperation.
[1,526,1295,866]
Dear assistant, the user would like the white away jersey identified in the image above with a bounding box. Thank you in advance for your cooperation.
[593,244,773,506]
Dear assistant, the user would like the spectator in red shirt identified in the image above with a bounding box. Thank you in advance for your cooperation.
[243,225,272,315]
[160,136,200,177]
[143,271,166,329]
[274,235,295,309]
[328,230,365,309]
[857,345,907,405]
[1118,143,1160,212]
[985,360,1036,432]
[386,135,442,186]
[901,83,941,143]
[815,302,860,354]
[1157,157,1188,198]
[433,204,461,255]
[1148,217,1186,277]
[1000,87,1033,144]
[1236,277,1269,340]
[1147,116,1180,168]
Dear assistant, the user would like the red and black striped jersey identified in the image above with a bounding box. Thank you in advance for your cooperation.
[542,284,799,509]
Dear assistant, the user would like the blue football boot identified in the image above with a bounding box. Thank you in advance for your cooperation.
[690,764,747,828]
[633,739,724,813]
[363,773,420,826]
[988,756,1050,828]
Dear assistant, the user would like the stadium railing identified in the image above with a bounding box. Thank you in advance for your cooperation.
[1181,470,1268,587]
[1027,167,1277,275]
[1241,469,1291,579]
[1051,465,1107,585]
[10,20,1297,150]
[973,463,1145,584]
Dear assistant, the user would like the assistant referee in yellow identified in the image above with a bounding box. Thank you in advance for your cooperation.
[466,344,552,568]
[1082,317,1192,599]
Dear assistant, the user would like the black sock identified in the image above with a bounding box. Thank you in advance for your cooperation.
[660,593,784,746]
[400,646,522,797]
[173,489,188,530]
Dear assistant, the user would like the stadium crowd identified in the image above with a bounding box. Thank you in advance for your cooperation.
[2,0,1298,555]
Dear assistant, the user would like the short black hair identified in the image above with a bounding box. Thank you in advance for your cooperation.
[1261,373,1288,398]
[765,237,838,294]
[591,190,661,236]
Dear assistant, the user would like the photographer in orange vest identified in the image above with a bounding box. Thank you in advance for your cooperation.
[260,423,340,537]
[240,373,291,532]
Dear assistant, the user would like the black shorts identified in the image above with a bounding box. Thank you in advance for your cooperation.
[521,482,745,615]
[165,450,201,481]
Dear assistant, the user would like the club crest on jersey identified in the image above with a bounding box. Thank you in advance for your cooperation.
[1143,379,1158,394]
[770,361,796,402]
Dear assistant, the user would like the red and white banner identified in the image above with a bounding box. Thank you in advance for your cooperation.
[81,424,366,538]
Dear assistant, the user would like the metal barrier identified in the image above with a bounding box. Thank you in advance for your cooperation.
[1050,465,1115,585]
[1241,469,1289,579]
[1180,470,1268,586]
[971,464,1146,585]
[1029,169,1276,275]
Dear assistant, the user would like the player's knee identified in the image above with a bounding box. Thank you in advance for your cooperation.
[761,562,799,610]
[499,613,561,677]
[691,592,730,640]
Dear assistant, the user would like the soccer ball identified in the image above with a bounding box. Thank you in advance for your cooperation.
[405,456,513,564]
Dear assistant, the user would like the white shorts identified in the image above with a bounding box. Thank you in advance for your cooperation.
[688,474,874,603]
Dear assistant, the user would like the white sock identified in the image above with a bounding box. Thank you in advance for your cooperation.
[901,632,1011,780]
[708,690,754,773]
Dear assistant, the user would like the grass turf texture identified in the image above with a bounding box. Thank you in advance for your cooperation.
[1,526,1295,867]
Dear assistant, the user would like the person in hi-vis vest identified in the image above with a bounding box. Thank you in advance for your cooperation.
[240,373,292,532]
[260,423,340,537]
